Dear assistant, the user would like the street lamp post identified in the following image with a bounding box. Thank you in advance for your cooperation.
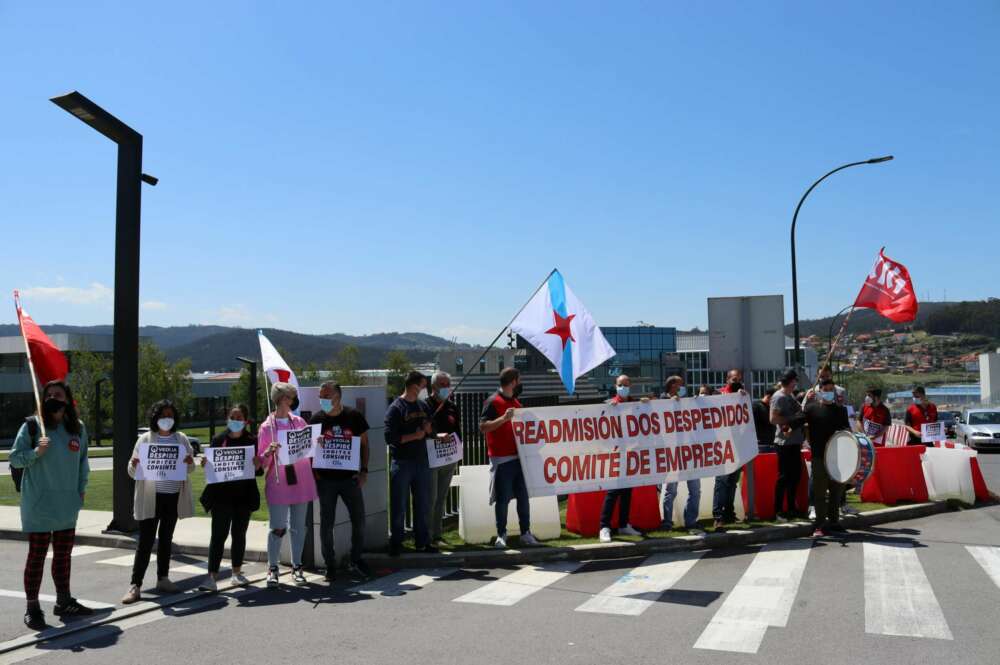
[236,356,258,434]
[791,156,893,380]
[51,91,157,534]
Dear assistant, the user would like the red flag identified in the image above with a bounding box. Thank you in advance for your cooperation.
[853,248,919,323]
[13,291,69,387]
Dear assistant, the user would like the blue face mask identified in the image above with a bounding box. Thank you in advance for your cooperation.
[616,385,630,398]
[438,387,451,399]
[913,397,921,404]
[678,386,687,398]
[821,391,836,403]
[319,398,333,413]
[227,419,245,433]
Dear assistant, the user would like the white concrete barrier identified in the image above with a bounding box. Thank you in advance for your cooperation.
[452,464,561,544]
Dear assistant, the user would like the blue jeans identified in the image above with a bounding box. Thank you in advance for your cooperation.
[267,501,309,569]
[712,469,741,521]
[390,457,431,548]
[493,459,530,538]
[662,479,701,528]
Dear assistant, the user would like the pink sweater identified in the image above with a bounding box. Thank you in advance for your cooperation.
[257,414,318,506]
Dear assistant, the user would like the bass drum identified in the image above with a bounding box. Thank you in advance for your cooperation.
[825,430,876,485]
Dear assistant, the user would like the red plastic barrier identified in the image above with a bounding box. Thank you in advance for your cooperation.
[565,485,661,536]
[740,451,809,520]
[860,445,929,505]
[971,458,991,502]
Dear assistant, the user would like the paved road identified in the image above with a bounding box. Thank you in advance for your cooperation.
[1,505,998,664]
[977,450,1000,492]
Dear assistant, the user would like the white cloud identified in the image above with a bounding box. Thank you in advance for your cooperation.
[21,282,113,306]
[141,300,168,311]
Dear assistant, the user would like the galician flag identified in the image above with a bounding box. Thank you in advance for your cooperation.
[258,330,299,391]
[510,270,615,395]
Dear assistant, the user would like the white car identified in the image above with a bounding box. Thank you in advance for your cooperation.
[956,409,1000,451]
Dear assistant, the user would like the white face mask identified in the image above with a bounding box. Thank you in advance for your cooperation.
[678,386,687,398]
[417,388,429,400]
[157,417,175,432]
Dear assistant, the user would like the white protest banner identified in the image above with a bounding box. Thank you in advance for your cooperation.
[426,433,463,469]
[277,424,320,465]
[312,434,360,471]
[136,443,187,482]
[921,421,946,443]
[512,393,758,497]
[204,446,255,484]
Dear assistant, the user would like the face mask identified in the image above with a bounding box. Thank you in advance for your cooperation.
[438,387,451,399]
[43,398,66,415]
[417,388,428,400]
[864,395,873,406]
[820,391,836,403]
[678,386,687,398]
[913,397,921,404]
[157,417,175,432]
[616,385,630,398]
[730,382,743,392]
[319,398,333,413]
[227,420,246,433]
[513,383,524,398]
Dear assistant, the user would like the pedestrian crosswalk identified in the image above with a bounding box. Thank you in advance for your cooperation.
[575,551,702,616]
[453,561,581,606]
[863,542,952,640]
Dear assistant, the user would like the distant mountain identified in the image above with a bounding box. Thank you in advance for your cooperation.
[785,300,1000,340]
[0,323,231,349]
[323,332,474,350]
[783,301,954,338]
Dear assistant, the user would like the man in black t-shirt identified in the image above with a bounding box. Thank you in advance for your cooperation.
[311,381,372,581]
[803,378,851,537]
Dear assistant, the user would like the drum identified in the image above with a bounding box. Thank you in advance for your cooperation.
[825,430,876,485]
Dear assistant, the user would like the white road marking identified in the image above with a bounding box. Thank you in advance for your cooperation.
[863,542,952,640]
[347,568,457,597]
[966,545,1000,591]
[46,546,112,560]
[575,552,703,616]
[694,540,812,654]
[453,561,582,606]
[0,590,115,610]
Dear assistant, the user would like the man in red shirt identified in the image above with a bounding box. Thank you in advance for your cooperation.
[859,387,892,446]
[598,374,644,543]
[480,368,539,549]
[904,386,938,445]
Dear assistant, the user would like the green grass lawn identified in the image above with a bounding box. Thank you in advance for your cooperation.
[1,447,115,462]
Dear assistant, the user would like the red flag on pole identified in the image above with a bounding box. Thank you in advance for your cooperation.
[14,291,69,386]
[853,247,919,323]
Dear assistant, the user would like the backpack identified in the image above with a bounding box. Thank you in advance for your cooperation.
[11,417,40,493]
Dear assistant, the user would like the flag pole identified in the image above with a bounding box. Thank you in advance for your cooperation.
[257,331,280,484]
[443,268,557,402]
[823,306,857,371]
[13,291,47,438]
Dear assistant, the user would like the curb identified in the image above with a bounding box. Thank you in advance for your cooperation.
[2,500,959,571]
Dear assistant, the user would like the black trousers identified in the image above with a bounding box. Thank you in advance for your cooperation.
[599,488,632,530]
[774,445,802,515]
[208,502,253,573]
[132,493,179,585]
[317,475,366,565]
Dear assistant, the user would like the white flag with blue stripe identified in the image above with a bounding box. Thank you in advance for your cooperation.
[510,270,615,395]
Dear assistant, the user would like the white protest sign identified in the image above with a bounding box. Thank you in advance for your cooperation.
[427,433,463,469]
[312,434,360,471]
[204,446,255,484]
[512,393,758,497]
[277,424,320,465]
[136,443,187,481]
[921,421,946,443]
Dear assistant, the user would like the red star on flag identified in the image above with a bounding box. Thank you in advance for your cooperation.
[545,310,576,349]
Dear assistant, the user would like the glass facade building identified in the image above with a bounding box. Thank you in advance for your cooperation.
[583,326,678,397]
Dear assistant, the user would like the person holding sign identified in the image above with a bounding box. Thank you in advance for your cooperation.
[258,382,317,587]
[11,380,93,631]
[426,371,461,548]
[197,404,262,592]
[859,388,891,447]
[660,375,703,535]
[480,368,540,549]
[310,381,372,582]
[122,400,196,604]
[904,386,938,445]
[385,371,437,556]
[598,374,645,542]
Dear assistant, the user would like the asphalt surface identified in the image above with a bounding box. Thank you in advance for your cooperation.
[0,504,998,665]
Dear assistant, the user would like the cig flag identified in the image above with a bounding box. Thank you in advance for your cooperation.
[258,330,299,391]
[14,291,68,387]
[510,270,615,395]
[853,247,918,323]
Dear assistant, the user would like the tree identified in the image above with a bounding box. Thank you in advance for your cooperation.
[332,344,362,386]
[384,350,413,398]
[299,361,321,386]
[67,349,113,443]
[840,372,887,411]
[137,341,193,425]
[230,366,269,427]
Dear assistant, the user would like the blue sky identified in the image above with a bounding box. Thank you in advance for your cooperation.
[2,1,997,344]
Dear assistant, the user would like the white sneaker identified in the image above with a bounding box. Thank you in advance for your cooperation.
[198,575,217,592]
[520,532,541,547]
[808,506,817,521]
[775,515,789,524]
[619,524,642,537]
[494,535,508,549]
[266,567,279,588]
[687,528,706,536]
[292,567,308,586]
[232,571,250,587]
[599,527,612,543]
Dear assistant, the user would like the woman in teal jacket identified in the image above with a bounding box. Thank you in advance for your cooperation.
[10,380,92,631]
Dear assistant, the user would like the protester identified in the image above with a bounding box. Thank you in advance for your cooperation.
[711,369,745,528]
[859,387,892,446]
[426,371,460,548]
[480,368,540,549]
[122,399,196,604]
[801,364,846,407]
[385,371,436,556]
[753,387,778,453]
[698,384,715,397]
[660,375,703,533]
[599,374,644,542]
[11,380,92,630]
[804,378,851,536]
[258,382,317,587]
[311,381,372,581]
[197,404,261,592]
[770,371,805,522]
[904,386,938,445]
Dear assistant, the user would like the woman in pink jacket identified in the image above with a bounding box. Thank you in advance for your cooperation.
[258,382,317,587]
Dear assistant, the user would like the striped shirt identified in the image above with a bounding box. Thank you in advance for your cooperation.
[155,434,184,494]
